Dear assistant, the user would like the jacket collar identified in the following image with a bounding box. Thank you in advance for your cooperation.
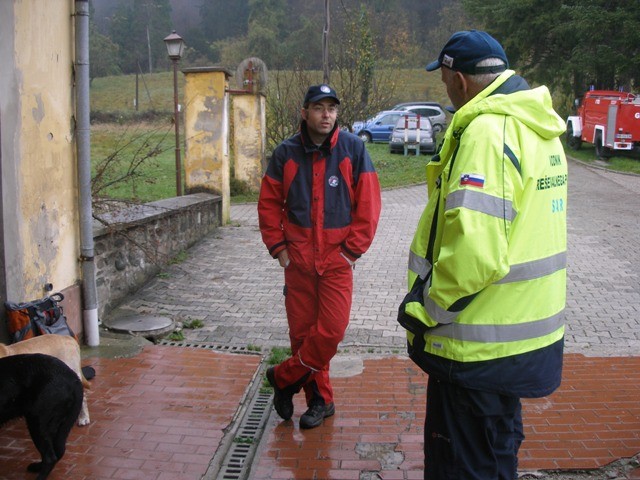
[300,120,340,154]
[427,70,519,193]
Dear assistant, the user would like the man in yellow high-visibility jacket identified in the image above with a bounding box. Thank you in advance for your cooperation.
[398,30,567,479]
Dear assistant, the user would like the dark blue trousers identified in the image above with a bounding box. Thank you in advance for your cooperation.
[424,377,524,480]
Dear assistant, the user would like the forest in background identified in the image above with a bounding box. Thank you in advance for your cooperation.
[87,0,640,205]
[90,0,449,72]
[89,0,640,100]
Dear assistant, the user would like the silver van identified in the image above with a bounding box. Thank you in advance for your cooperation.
[389,113,436,155]
[391,102,448,133]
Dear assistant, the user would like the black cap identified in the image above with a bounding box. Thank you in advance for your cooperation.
[426,30,508,75]
[303,84,340,105]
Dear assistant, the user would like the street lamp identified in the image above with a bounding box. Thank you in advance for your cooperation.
[164,30,185,196]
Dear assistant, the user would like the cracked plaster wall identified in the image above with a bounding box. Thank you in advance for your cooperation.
[0,0,81,343]
[183,67,231,223]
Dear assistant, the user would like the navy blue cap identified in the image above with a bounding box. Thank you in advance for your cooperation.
[303,84,340,105]
[426,30,508,74]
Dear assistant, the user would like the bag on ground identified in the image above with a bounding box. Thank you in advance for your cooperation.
[4,293,77,343]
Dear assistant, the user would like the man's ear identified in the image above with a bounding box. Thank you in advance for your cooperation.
[453,71,467,94]
[301,107,308,121]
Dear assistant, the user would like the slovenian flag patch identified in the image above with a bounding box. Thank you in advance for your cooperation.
[460,173,485,188]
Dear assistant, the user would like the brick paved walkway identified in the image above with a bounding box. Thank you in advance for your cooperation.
[1,348,638,480]
[252,354,640,479]
[0,346,262,480]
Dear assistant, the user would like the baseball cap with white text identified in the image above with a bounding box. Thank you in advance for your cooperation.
[303,84,341,105]
[425,30,508,75]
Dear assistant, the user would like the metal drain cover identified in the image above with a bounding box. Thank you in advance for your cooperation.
[103,314,174,336]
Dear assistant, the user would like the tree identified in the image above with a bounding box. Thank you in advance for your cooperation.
[200,0,249,43]
[278,16,324,69]
[462,0,640,101]
[426,1,475,63]
[346,7,376,110]
[89,1,121,81]
[210,37,250,68]
[329,8,400,131]
[90,30,122,82]
[246,0,289,67]
[398,0,451,48]
[248,24,281,68]
[265,68,316,153]
[109,0,172,74]
[263,4,400,151]
[561,2,640,93]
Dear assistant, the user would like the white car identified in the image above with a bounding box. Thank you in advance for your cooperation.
[389,113,436,155]
[390,102,448,133]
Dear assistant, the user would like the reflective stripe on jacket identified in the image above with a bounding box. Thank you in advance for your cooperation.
[404,71,567,397]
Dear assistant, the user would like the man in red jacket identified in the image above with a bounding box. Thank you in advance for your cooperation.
[258,84,381,429]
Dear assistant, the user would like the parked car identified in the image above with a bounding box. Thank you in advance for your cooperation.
[389,113,436,155]
[390,102,448,133]
[352,110,408,143]
[391,101,443,109]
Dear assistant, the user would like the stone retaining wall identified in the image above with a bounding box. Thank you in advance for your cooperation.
[93,193,222,318]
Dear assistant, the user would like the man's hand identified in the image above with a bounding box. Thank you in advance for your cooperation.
[277,249,290,268]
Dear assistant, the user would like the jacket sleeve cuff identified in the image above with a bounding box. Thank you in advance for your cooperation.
[340,244,360,263]
[269,241,287,259]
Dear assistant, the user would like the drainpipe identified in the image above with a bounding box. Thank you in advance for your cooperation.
[75,0,99,346]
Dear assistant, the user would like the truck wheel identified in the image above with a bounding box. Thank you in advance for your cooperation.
[595,132,611,159]
[566,124,582,150]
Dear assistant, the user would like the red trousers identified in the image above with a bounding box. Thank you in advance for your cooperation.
[273,260,353,406]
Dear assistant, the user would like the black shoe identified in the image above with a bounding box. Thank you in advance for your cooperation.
[266,367,294,421]
[299,402,335,429]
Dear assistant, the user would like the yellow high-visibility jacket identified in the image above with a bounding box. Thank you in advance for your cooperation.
[401,70,567,397]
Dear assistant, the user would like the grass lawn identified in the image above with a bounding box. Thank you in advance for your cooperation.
[368,143,430,189]
[91,121,180,203]
[90,119,640,206]
[90,121,432,204]
[91,71,178,114]
[562,138,640,174]
[89,69,639,205]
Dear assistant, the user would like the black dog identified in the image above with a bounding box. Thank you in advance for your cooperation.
[0,353,83,479]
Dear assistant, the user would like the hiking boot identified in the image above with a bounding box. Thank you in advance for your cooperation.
[266,367,294,421]
[299,402,335,429]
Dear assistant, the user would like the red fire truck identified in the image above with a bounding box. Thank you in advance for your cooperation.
[566,90,640,158]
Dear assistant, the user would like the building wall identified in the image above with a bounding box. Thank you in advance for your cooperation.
[0,0,82,343]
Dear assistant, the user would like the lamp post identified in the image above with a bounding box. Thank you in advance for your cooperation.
[164,30,185,196]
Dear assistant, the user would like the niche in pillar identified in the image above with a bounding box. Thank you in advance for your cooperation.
[232,93,266,192]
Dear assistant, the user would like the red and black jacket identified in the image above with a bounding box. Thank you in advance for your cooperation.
[258,122,381,274]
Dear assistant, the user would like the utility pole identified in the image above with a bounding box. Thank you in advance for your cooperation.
[323,0,330,84]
